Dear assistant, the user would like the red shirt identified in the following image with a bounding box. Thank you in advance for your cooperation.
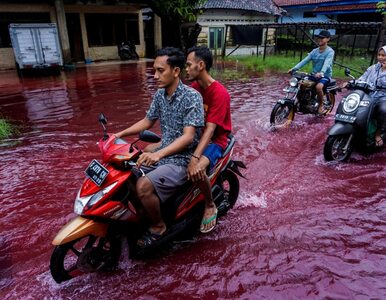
[191,81,232,149]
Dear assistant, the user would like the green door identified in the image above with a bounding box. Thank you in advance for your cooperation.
[209,27,224,53]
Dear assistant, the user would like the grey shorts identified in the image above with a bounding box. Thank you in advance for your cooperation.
[141,164,187,203]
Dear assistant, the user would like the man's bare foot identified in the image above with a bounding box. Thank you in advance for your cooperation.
[200,204,218,233]
[375,135,384,147]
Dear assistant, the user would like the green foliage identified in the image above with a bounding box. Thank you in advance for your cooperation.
[0,119,13,140]
[148,0,205,22]
[376,1,386,14]
[223,54,371,79]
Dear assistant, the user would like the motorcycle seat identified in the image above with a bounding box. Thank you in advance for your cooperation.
[162,135,236,220]
[222,134,235,158]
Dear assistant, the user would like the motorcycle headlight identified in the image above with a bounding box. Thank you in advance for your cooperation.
[74,190,92,215]
[289,77,298,87]
[73,181,118,215]
[343,93,360,113]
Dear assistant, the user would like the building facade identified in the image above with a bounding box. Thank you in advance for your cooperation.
[196,0,283,56]
[0,0,161,70]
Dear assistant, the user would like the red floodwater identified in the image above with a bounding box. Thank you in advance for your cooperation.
[0,62,385,299]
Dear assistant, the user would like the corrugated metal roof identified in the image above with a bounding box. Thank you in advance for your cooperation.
[200,0,283,15]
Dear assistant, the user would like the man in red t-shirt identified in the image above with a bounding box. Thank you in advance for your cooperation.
[186,46,232,233]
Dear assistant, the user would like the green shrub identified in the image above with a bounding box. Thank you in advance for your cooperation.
[0,119,14,139]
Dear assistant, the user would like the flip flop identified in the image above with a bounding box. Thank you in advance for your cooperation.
[375,136,384,148]
[317,109,328,116]
[200,207,218,234]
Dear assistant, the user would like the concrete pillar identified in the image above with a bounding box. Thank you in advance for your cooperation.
[138,9,145,57]
[154,14,162,50]
[79,12,90,60]
[49,7,57,24]
[54,0,71,63]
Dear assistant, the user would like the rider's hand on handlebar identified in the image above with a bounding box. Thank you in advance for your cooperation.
[137,151,161,167]
[187,157,206,182]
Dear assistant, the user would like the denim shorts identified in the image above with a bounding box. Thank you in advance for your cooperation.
[308,75,330,86]
[202,143,223,170]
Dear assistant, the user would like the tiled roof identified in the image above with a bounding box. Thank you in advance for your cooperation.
[274,0,349,6]
[313,3,376,12]
[200,0,283,15]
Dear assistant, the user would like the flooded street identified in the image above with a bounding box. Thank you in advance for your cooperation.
[1,61,386,299]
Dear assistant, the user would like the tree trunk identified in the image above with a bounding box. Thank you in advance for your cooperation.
[181,23,202,52]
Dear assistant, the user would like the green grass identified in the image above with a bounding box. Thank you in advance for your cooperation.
[221,54,374,79]
[0,119,15,139]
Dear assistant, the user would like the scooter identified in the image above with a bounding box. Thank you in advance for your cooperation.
[118,41,139,60]
[50,113,245,283]
[324,68,385,161]
[270,71,340,128]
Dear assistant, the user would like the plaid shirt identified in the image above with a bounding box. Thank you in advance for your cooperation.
[146,80,204,166]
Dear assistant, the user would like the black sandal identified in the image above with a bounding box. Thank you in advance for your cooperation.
[137,230,165,248]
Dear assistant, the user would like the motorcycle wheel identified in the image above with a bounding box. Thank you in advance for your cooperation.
[215,170,240,217]
[323,135,353,162]
[50,235,120,283]
[270,103,295,128]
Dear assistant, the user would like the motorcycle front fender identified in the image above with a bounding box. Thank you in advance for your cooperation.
[277,98,294,107]
[52,216,108,246]
[328,122,355,136]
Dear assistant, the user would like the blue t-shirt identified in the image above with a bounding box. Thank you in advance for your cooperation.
[293,46,335,79]
[146,80,204,166]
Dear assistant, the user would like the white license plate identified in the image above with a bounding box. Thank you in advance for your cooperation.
[85,159,109,186]
[335,114,356,123]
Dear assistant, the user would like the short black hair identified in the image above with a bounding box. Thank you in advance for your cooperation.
[155,47,185,70]
[187,46,213,71]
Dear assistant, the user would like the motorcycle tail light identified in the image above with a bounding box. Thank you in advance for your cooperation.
[289,77,298,87]
[343,93,360,113]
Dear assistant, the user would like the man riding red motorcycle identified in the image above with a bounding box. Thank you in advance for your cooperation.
[114,47,204,247]
[49,47,245,284]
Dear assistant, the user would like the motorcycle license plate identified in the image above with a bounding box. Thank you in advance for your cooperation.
[335,114,356,123]
[85,159,109,186]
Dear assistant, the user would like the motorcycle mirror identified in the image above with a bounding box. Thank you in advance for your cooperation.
[99,113,107,125]
[139,130,161,143]
[98,113,108,140]
[344,68,351,76]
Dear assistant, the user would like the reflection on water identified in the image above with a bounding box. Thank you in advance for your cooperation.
[0,61,385,299]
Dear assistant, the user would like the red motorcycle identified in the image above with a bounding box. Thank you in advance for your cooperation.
[50,113,245,283]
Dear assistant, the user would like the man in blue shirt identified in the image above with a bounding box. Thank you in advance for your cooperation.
[289,30,335,115]
[115,47,204,247]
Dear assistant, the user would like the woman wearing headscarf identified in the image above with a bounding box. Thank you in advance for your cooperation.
[357,46,386,147]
